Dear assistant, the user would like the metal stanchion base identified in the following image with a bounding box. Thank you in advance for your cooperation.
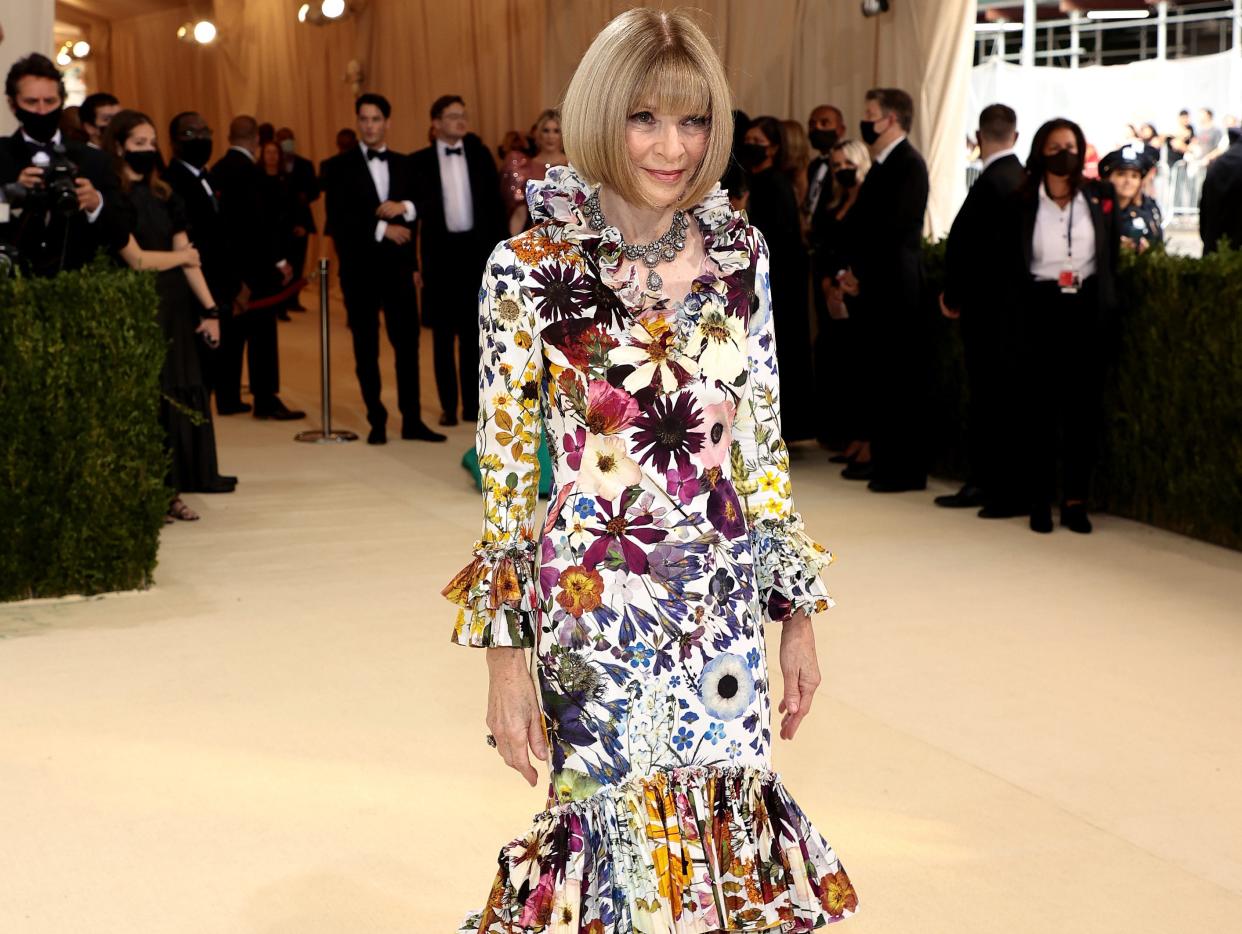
[294,429,359,443]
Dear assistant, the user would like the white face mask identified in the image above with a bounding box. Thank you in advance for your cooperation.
[279,138,295,155]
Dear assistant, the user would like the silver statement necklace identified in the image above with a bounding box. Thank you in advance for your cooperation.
[583,191,690,291]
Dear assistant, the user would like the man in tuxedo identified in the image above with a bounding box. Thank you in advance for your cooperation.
[210,115,304,420]
[320,93,444,444]
[274,126,320,311]
[1200,128,1242,254]
[938,104,1028,516]
[0,53,123,277]
[409,94,508,427]
[79,92,119,150]
[845,87,930,493]
[804,104,846,219]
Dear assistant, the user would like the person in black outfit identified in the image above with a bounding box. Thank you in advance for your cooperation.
[1015,118,1120,535]
[739,114,813,442]
[842,87,930,493]
[210,115,304,420]
[938,104,1028,516]
[1099,145,1162,252]
[79,92,120,150]
[409,94,508,427]
[105,110,235,521]
[804,104,846,220]
[1199,129,1242,254]
[258,139,299,321]
[274,126,320,311]
[0,53,124,277]
[320,93,444,445]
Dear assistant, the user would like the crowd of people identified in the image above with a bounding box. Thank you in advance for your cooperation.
[6,48,1242,535]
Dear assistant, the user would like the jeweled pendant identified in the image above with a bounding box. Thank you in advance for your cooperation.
[647,269,662,290]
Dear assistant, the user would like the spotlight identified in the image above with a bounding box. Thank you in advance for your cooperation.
[72,40,91,58]
[861,0,890,15]
[193,20,217,43]
[321,0,345,18]
[56,50,72,66]
[298,3,310,22]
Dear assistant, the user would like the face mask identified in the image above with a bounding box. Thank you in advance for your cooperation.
[834,167,858,189]
[738,143,768,170]
[809,129,839,153]
[180,137,213,168]
[279,138,295,155]
[16,105,63,143]
[124,149,159,176]
[859,118,882,146]
[1045,149,1079,178]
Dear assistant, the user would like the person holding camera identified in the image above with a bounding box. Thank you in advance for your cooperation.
[0,53,123,276]
[105,109,236,522]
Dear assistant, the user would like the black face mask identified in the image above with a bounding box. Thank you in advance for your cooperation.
[809,129,839,153]
[738,143,768,170]
[16,105,63,144]
[179,137,213,168]
[1045,149,1080,178]
[124,149,159,176]
[859,119,881,146]
[834,167,858,189]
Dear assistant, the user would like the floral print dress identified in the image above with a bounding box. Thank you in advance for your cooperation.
[445,166,858,933]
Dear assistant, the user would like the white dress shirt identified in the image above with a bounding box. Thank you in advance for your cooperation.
[436,137,474,232]
[361,142,416,242]
[177,159,216,201]
[1031,184,1096,282]
[23,128,104,223]
[805,159,829,214]
[874,134,906,165]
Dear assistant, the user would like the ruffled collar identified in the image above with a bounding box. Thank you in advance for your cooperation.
[526,164,753,315]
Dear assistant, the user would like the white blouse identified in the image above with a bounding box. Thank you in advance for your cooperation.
[1031,184,1096,282]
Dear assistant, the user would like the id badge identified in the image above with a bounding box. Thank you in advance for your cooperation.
[1058,266,1080,294]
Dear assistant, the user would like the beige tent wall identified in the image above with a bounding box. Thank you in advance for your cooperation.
[1,0,58,135]
[106,0,975,234]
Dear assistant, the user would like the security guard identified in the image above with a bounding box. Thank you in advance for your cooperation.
[1100,144,1163,252]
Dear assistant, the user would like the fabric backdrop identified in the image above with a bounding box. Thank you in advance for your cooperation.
[106,0,974,235]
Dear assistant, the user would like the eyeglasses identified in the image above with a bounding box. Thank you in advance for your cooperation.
[176,127,213,140]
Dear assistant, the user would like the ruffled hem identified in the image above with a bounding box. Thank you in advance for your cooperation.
[443,539,540,648]
[454,764,858,933]
[748,515,835,624]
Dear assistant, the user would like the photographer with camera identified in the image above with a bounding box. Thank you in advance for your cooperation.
[0,53,123,277]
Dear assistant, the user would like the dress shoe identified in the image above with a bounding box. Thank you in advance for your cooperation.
[199,478,237,493]
[867,478,927,493]
[216,400,252,415]
[401,422,447,442]
[439,412,459,427]
[1030,503,1054,534]
[978,502,1029,519]
[934,484,985,508]
[253,398,306,420]
[840,461,874,481]
[290,302,307,312]
[1060,503,1093,534]
[367,426,387,445]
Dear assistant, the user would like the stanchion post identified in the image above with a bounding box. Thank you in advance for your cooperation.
[295,257,358,444]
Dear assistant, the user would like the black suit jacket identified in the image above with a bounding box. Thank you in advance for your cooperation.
[164,158,229,307]
[1019,177,1121,314]
[849,137,930,316]
[408,133,506,270]
[209,147,285,299]
[320,144,418,275]
[1200,140,1242,253]
[943,153,1027,314]
[0,131,125,275]
[284,153,320,233]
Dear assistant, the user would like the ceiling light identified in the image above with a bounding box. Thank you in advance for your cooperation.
[297,3,310,22]
[56,50,72,66]
[193,20,217,43]
[72,40,91,58]
[321,0,346,19]
[1085,9,1149,19]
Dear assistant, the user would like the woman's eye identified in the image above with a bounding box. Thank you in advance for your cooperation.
[628,111,655,124]
[683,115,710,128]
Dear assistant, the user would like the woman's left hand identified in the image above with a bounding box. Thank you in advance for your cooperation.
[196,318,221,347]
[777,611,821,740]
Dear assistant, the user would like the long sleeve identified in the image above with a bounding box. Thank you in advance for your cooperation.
[730,231,834,623]
[442,239,544,647]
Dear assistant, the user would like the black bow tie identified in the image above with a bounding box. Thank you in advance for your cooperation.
[366,148,388,162]
[26,140,52,157]
[444,146,463,156]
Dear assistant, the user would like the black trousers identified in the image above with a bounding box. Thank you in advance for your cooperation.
[218,302,279,405]
[961,313,1023,505]
[868,299,929,487]
[340,260,422,430]
[426,232,485,420]
[1023,278,1103,505]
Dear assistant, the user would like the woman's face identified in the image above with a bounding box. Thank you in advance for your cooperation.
[1112,167,1142,201]
[743,125,775,162]
[829,150,855,173]
[624,104,711,209]
[538,118,562,153]
[1042,127,1078,159]
[261,142,281,172]
[122,122,157,155]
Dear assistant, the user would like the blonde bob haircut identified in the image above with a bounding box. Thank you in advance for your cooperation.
[561,8,733,210]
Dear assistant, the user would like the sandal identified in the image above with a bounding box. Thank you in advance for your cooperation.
[167,497,200,522]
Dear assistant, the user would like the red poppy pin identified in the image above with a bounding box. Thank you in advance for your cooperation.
[1102,198,1114,214]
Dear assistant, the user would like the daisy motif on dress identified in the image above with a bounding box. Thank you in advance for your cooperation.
[609,318,699,393]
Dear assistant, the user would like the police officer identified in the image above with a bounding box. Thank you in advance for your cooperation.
[1100,145,1162,252]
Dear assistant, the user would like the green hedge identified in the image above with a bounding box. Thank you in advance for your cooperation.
[0,261,169,601]
[923,239,1242,551]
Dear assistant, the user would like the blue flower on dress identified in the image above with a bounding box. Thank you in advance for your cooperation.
[574,497,595,519]
[705,721,725,744]
[746,648,761,670]
[699,653,756,721]
[673,726,694,751]
[627,642,654,668]
[726,739,742,760]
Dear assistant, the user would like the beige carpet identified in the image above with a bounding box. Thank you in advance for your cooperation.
[2,292,1240,934]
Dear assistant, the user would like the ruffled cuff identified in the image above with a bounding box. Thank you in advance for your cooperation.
[749,514,835,623]
[442,539,539,648]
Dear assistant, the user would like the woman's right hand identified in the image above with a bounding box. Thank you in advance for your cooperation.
[486,647,548,787]
[180,246,201,268]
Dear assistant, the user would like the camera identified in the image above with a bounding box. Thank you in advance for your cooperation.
[31,146,81,217]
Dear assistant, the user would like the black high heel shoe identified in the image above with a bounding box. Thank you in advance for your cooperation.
[1029,502,1053,534]
[1060,503,1093,534]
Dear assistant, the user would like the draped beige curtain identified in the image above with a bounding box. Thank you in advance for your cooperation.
[107,0,975,233]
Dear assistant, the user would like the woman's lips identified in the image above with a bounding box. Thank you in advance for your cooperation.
[644,168,684,183]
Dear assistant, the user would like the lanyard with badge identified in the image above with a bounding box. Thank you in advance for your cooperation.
[1059,195,1080,294]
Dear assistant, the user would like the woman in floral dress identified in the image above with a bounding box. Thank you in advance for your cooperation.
[444,10,858,932]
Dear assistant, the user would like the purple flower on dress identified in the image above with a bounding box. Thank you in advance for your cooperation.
[666,463,700,506]
[582,496,668,574]
[563,426,586,471]
[630,391,705,474]
[540,536,561,598]
[705,469,746,538]
[529,263,592,321]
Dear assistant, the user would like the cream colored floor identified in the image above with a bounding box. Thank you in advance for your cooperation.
[2,293,1241,934]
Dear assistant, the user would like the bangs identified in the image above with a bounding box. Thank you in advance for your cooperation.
[633,51,712,118]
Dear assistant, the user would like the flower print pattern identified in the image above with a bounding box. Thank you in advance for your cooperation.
[445,165,854,933]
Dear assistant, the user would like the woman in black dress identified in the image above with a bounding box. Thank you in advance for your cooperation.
[104,110,233,522]
[259,140,299,319]
[739,115,814,441]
